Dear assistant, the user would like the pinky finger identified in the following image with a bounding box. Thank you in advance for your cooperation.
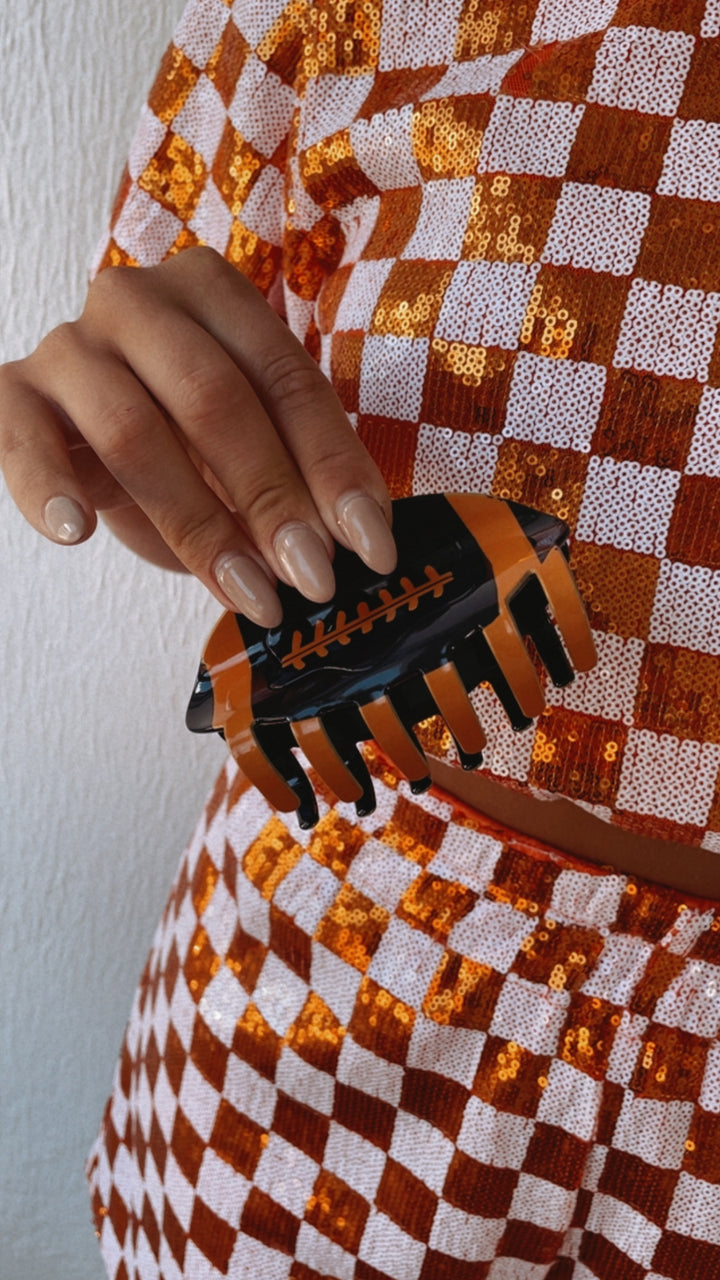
[0,382,96,545]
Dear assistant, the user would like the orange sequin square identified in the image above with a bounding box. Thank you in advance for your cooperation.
[637,196,720,293]
[420,340,514,433]
[183,926,221,1004]
[148,45,200,125]
[569,543,659,642]
[358,67,446,119]
[189,1016,230,1093]
[225,922,268,995]
[685,1109,720,1185]
[491,441,588,531]
[397,871,478,942]
[423,949,504,1029]
[210,1098,267,1179]
[454,0,535,59]
[379,793,448,865]
[566,103,673,195]
[96,239,140,272]
[527,707,627,809]
[314,882,390,973]
[300,130,380,212]
[307,809,368,879]
[227,222,283,295]
[680,38,720,122]
[318,266,353,335]
[512,920,605,995]
[488,847,560,916]
[370,260,454,338]
[635,642,720,744]
[629,950,686,1021]
[616,878,689,942]
[242,817,304,902]
[328,330,363,412]
[631,1023,708,1103]
[305,1170,369,1253]
[301,0,382,79]
[614,0,706,33]
[348,976,415,1065]
[593,369,699,471]
[363,188,424,259]
[232,1003,282,1081]
[256,0,309,85]
[462,174,560,265]
[375,1159,437,1242]
[138,132,207,222]
[509,32,604,103]
[212,121,265,216]
[207,17,251,106]
[411,96,492,180]
[284,216,345,299]
[191,848,219,916]
[666,475,720,571]
[474,1034,552,1119]
[284,993,346,1074]
[521,265,631,366]
[556,995,621,1081]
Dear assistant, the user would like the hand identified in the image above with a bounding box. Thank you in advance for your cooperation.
[0,247,396,625]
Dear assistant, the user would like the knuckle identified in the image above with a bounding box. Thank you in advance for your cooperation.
[166,505,221,562]
[242,477,296,529]
[261,349,328,412]
[94,400,152,468]
[176,364,237,435]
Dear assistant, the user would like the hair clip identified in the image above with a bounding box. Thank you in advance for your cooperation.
[187,493,597,828]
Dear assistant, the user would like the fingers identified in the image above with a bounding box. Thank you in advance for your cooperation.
[0,370,96,544]
[0,247,397,626]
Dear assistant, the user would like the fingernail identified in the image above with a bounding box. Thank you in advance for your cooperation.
[44,495,87,544]
[214,553,283,627]
[274,523,336,602]
[337,492,397,574]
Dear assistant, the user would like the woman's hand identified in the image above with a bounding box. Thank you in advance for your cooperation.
[0,246,396,625]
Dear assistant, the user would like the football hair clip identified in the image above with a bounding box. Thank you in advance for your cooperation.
[187,493,597,828]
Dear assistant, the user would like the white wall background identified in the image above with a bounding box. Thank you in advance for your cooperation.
[0,3,227,1277]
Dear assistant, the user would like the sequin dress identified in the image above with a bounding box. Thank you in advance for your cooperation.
[87,3,720,1276]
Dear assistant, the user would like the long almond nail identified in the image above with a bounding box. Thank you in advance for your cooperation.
[214,553,283,627]
[44,495,87,544]
[274,523,335,601]
[337,492,397,574]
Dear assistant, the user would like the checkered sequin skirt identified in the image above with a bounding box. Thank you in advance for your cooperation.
[87,752,720,1280]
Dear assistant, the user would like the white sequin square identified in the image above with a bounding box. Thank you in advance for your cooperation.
[436,261,541,351]
[323,1122,388,1202]
[401,177,476,261]
[531,0,620,43]
[175,74,228,164]
[650,561,720,656]
[613,1093,694,1170]
[223,1056,276,1129]
[358,1208,427,1279]
[422,51,524,101]
[489,976,570,1056]
[254,1133,320,1217]
[581,934,654,1005]
[228,57,298,158]
[178,1060,222,1144]
[542,183,651,276]
[448,899,536,973]
[413,424,499,501]
[550,867,626,929]
[606,1011,649,1087]
[457,1095,535,1169]
[237,164,285,244]
[390,1111,455,1194]
[177,0,232,63]
[407,1019,486,1088]
[252,952,310,1037]
[546,631,643,724]
[334,259,395,331]
[196,1150,250,1229]
[367,916,446,1008]
[429,1200,506,1262]
[198,966,248,1048]
[616,729,720,826]
[230,0,292,48]
[478,96,585,178]
[295,1222,357,1280]
[585,1193,662,1268]
[575,456,681,557]
[667,1172,720,1247]
[468,686,536,782]
[275,1048,336,1115]
[658,118,720,202]
[536,1058,603,1142]
[654,959,720,1039]
[113,186,182,266]
[272,856,341,935]
[587,25,695,116]
[504,352,606,452]
[337,1033,405,1106]
[349,105,423,191]
[358,334,430,419]
[685,386,720,477]
[614,278,720,382]
[189,177,234,253]
[379,0,465,71]
[510,1172,577,1231]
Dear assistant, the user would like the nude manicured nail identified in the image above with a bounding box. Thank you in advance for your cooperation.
[274,523,336,602]
[337,492,397,574]
[214,553,283,627]
[44,495,87,544]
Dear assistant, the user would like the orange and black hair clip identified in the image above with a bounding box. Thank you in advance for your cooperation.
[187,493,597,827]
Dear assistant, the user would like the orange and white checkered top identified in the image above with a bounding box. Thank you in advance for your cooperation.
[96,0,720,848]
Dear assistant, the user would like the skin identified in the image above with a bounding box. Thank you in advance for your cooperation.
[1,247,714,901]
